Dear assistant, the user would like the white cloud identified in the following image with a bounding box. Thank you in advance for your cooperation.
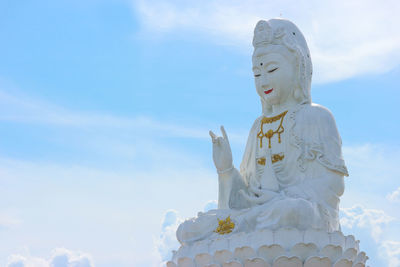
[342,144,400,204]
[49,248,93,267]
[7,248,93,267]
[387,187,400,203]
[380,241,400,267]
[134,0,400,82]
[155,201,218,263]
[340,205,394,241]
[0,214,21,229]
[203,200,217,212]
[155,210,181,262]
[340,205,400,267]
[0,88,207,139]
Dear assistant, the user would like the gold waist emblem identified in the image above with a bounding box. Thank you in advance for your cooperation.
[215,216,235,235]
[257,153,285,165]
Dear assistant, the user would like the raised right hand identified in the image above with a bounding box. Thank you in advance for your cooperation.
[209,126,233,173]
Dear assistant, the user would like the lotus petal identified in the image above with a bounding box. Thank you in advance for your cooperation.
[210,239,229,255]
[222,261,242,267]
[304,256,331,267]
[251,229,274,248]
[193,240,210,255]
[330,231,345,247]
[290,243,318,261]
[257,245,285,263]
[234,247,256,262]
[274,228,302,249]
[166,261,177,267]
[355,252,368,263]
[273,256,302,267]
[178,257,195,267]
[333,259,352,267]
[344,236,356,250]
[231,232,250,249]
[321,245,342,263]
[244,257,271,267]
[355,240,360,251]
[175,246,191,260]
[214,250,234,265]
[341,248,357,261]
[304,229,329,248]
[195,253,213,267]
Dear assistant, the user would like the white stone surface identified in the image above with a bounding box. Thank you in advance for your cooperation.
[169,18,368,267]
[168,229,368,267]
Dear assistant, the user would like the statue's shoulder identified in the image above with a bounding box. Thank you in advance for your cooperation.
[298,103,337,125]
[250,115,264,129]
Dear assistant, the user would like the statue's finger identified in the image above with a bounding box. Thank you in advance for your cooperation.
[250,187,263,196]
[209,130,217,141]
[220,126,229,143]
[216,137,224,146]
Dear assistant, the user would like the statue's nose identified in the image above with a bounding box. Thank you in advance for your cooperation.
[261,83,270,89]
[260,76,269,89]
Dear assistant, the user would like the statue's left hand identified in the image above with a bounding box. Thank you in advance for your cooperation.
[239,186,278,205]
[209,126,233,173]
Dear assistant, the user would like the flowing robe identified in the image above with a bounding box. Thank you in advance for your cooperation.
[177,103,348,244]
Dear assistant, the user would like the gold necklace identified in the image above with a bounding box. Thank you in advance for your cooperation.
[257,110,288,148]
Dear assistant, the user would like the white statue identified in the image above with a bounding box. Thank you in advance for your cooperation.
[176,18,348,245]
[168,18,369,267]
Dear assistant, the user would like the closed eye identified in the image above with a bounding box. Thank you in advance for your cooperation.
[254,74,261,77]
[268,67,278,73]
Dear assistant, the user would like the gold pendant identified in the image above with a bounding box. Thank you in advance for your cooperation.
[257,110,287,148]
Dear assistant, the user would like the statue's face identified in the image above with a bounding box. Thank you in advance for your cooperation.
[252,47,296,107]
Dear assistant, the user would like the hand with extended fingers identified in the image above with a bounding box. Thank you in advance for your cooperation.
[209,126,233,174]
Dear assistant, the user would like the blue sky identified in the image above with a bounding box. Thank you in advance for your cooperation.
[0,0,399,266]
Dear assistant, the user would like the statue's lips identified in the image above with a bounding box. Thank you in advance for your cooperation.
[264,88,274,95]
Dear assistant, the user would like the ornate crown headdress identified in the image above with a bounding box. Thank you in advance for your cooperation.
[253,20,285,48]
[252,20,295,51]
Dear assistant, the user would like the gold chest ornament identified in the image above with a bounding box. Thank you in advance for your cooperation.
[257,110,288,149]
[256,110,287,165]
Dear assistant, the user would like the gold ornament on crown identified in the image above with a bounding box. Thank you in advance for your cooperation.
[257,110,288,148]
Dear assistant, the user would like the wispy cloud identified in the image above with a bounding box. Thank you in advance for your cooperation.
[342,144,400,203]
[155,201,218,264]
[0,87,248,144]
[7,248,93,267]
[0,88,207,139]
[380,241,400,267]
[155,210,181,262]
[341,205,400,267]
[387,187,400,203]
[134,0,400,82]
[341,205,394,241]
[0,214,21,230]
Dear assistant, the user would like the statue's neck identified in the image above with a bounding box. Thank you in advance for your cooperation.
[263,97,298,117]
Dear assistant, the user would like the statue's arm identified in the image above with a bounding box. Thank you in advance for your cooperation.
[302,104,349,177]
[209,126,241,209]
[292,105,347,229]
[218,167,247,209]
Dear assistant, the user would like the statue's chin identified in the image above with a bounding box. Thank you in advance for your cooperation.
[263,96,281,107]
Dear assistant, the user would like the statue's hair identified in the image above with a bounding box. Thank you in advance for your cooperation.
[252,19,313,112]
